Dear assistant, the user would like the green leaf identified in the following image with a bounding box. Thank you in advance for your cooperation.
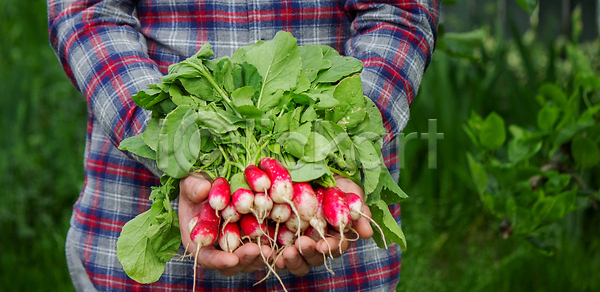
[479,112,506,150]
[577,74,600,92]
[299,45,332,82]
[377,169,408,204]
[555,119,595,146]
[301,105,318,123]
[163,63,202,83]
[538,83,567,108]
[151,98,177,116]
[508,138,542,164]
[329,75,366,129]
[231,86,255,107]
[257,90,284,112]
[302,131,331,163]
[119,134,156,160]
[231,41,265,63]
[288,160,331,182]
[179,77,221,102]
[289,106,304,132]
[578,104,600,124]
[274,111,292,134]
[230,172,251,193]
[532,189,577,226]
[279,124,311,159]
[231,62,263,95]
[543,171,571,194]
[316,56,363,83]
[349,97,385,138]
[212,58,235,93]
[194,42,215,60]
[317,45,339,59]
[132,87,169,110]
[313,94,339,109]
[290,92,313,105]
[116,203,167,284]
[466,153,488,195]
[196,108,239,134]
[147,214,181,263]
[537,104,560,133]
[156,107,200,178]
[369,200,406,251]
[242,31,302,109]
[353,136,381,194]
[571,135,600,168]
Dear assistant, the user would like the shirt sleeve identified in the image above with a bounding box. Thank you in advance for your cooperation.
[48,0,163,175]
[344,0,440,142]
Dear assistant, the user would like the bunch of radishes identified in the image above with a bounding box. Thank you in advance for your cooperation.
[117,31,408,287]
[188,157,382,290]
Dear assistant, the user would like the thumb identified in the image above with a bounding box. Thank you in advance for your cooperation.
[180,173,212,203]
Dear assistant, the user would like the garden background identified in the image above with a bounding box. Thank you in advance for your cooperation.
[1,0,599,291]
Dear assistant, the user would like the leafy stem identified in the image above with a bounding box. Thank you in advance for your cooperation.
[184,61,241,118]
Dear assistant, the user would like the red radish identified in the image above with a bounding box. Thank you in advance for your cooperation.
[259,157,301,246]
[232,188,254,214]
[292,182,318,221]
[208,177,230,214]
[269,202,292,245]
[253,192,273,224]
[258,157,293,204]
[219,222,242,252]
[345,192,387,249]
[239,213,267,240]
[244,165,271,192]
[309,186,331,256]
[323,187,351,254]
[270,203,292,223]
[189,202,220,247]
[188,202,221,292]
[345,192,364,221]
[221,201,241,224]
[285,213,309,234]
[276,225,295,247]
[220,200,241,238]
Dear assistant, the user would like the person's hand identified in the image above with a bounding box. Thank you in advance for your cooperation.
[178,174,275,276]
[274,175,374,276]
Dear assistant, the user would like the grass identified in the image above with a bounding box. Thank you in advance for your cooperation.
[0,0,85,290]
[1,0,599,291]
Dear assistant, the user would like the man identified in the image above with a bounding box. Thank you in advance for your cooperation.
[48,0,439,290]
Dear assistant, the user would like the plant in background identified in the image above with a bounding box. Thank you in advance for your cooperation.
[464,8,600,252]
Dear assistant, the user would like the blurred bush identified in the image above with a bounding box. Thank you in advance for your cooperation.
[397,3,600,292]
[0,0,86,291]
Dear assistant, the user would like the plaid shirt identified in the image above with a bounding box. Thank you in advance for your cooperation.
[48,0,439,291]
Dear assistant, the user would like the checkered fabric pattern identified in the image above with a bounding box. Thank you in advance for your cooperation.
[48,0,439,291]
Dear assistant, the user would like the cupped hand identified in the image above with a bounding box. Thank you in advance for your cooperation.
[178,174,274,276]
[274,175,373,276]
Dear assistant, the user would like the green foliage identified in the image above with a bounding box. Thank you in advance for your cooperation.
[464,19,600,244]
[117,177,180,283]
[514,0,538,14]
[397,5,600,291]
[0,0,85,290]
